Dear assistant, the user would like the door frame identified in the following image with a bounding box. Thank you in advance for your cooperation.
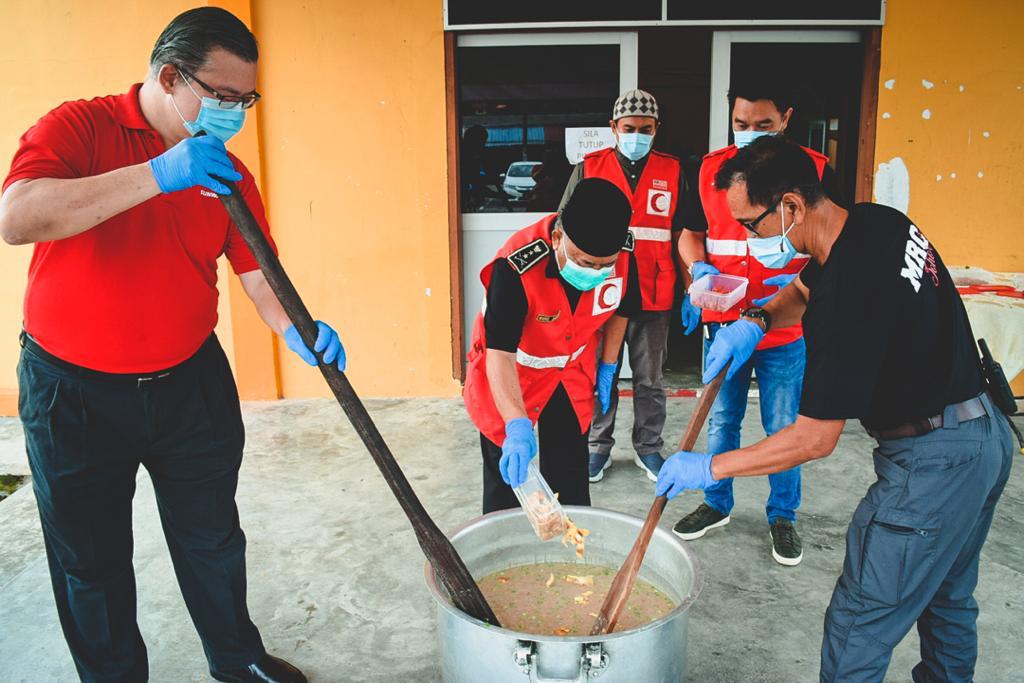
[708,29,863,150]
[447,31,639,380]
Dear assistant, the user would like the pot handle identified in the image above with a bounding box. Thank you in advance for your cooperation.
[514,641,608,681]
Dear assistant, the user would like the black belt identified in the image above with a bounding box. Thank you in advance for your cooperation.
[867,394,988,441]
[19,331,209,388]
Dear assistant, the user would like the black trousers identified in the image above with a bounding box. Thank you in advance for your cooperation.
[18,333,264,682]
[481,383,591,513]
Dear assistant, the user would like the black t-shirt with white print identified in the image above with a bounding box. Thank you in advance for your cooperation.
[798,203,984,431]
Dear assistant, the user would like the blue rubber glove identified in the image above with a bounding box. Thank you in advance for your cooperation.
[595,361,617,414]
[681,295,702,336]
[702,318,764,383]
[681,262,719,334]
[752,273,798,307]
[690,261,719,283]
[284,321,346,371]
[655,451,717,499]
[149,135,243,195]
[500,418,538,488]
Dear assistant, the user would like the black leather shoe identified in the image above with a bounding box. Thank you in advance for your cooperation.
[211,654,307,683]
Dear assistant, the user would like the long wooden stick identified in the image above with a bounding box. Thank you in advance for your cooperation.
[214,180,498,625]
[590,364,729,635]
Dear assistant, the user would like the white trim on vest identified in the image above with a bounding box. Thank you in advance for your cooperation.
[629,226,672,242]
[516,343,588,370]
[706,238,748,256]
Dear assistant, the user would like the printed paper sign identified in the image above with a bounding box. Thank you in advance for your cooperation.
[565,127,617,165]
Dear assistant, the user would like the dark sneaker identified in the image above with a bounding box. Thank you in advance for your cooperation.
[672,503,730,540]
[769,519,803,566]
[633,453,664,482]
[589,452,612,482]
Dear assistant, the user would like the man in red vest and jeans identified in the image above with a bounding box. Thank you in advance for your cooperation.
[675,80,844,565]
[464,178,641,512]
[559,89,687,485]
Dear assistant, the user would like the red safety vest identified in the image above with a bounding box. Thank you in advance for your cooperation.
[699,144,828,349]
[584,147,679,311]
[463,215,633,446]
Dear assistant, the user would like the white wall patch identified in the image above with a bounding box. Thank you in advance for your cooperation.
[922,109,932,119]
[977,171,984,178]
[936,175,942,182]
[983,131,990,138]
[922,79,934,89]
[874,157,910,214]
[882,112,891,119]
[884,79,896,90]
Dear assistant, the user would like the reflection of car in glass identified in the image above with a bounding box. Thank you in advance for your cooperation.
[500,161,542,200]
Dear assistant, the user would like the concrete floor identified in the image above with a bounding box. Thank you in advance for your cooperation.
[0,395,1021,682]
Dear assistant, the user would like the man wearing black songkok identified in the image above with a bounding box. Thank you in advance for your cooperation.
[462,178,643,512]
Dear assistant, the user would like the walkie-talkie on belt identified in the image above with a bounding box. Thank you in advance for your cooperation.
[978,338,1024,453]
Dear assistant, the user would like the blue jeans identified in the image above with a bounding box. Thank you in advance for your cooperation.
[702,323,805,523]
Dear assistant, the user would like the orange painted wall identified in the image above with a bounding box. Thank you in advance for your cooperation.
[251,0,460,398]
[873,0,1024,272]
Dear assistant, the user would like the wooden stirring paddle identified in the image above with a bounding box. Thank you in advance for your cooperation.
[590,363,729,635]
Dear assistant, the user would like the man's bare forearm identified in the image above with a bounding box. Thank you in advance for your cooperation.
[0,164,161,245]
[601,314,628,364]
[678,229,707,284]
[710,415,844,479]
[486,349,528,424]
[761,276,809,330]
[240,270,292,336]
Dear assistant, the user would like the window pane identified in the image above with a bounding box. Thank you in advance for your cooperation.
[458,44,620,213]
[447,1,660,27]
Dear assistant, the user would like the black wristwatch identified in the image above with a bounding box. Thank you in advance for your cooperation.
[740,306,772,332]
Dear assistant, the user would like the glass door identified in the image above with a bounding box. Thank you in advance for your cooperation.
[457,32,638,355]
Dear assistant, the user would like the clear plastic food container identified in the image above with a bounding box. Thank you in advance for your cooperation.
[513,459,567,541]
[689,273,749,313]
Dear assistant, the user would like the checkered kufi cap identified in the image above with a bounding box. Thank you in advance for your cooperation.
[612,89,659,121]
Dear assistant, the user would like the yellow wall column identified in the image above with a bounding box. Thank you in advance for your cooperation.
[250,0,461,398]
[873,0,1024,272]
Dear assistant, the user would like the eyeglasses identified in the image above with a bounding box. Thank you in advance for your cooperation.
[178,67,261,109]
[739,201,779,236]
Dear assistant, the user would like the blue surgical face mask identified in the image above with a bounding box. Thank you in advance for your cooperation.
[734,129,778,149]
[171,74,247,142]
[747,204,799,269]
[558,238,614,291]
[616,132,653,161]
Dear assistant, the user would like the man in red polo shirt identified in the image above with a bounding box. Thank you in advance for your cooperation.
[675,79,844,566]
[0,8,339,682]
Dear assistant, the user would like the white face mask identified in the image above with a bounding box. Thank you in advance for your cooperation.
[734,129,779,149]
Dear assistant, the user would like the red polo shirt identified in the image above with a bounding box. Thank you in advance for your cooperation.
[3,83,276,373]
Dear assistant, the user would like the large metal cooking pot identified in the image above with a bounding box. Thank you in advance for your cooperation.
[424,506,704,682]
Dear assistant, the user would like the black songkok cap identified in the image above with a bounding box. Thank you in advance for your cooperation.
[559,178,632,257]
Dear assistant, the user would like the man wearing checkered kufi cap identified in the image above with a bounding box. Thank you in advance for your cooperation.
[558,88,689,486]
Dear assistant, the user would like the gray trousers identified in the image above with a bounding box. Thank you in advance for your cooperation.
[820,394,1014,682]
[589,310,670,457]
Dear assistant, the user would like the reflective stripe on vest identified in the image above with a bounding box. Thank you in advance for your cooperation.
[584,148,680,311]
[706,238,748,257]
[630,226,672,242]
[516,344,588,370]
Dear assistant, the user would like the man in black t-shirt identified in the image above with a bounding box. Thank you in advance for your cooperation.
[655,137,1014,681]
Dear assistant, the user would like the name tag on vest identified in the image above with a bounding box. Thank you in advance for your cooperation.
[593,277,624,315]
